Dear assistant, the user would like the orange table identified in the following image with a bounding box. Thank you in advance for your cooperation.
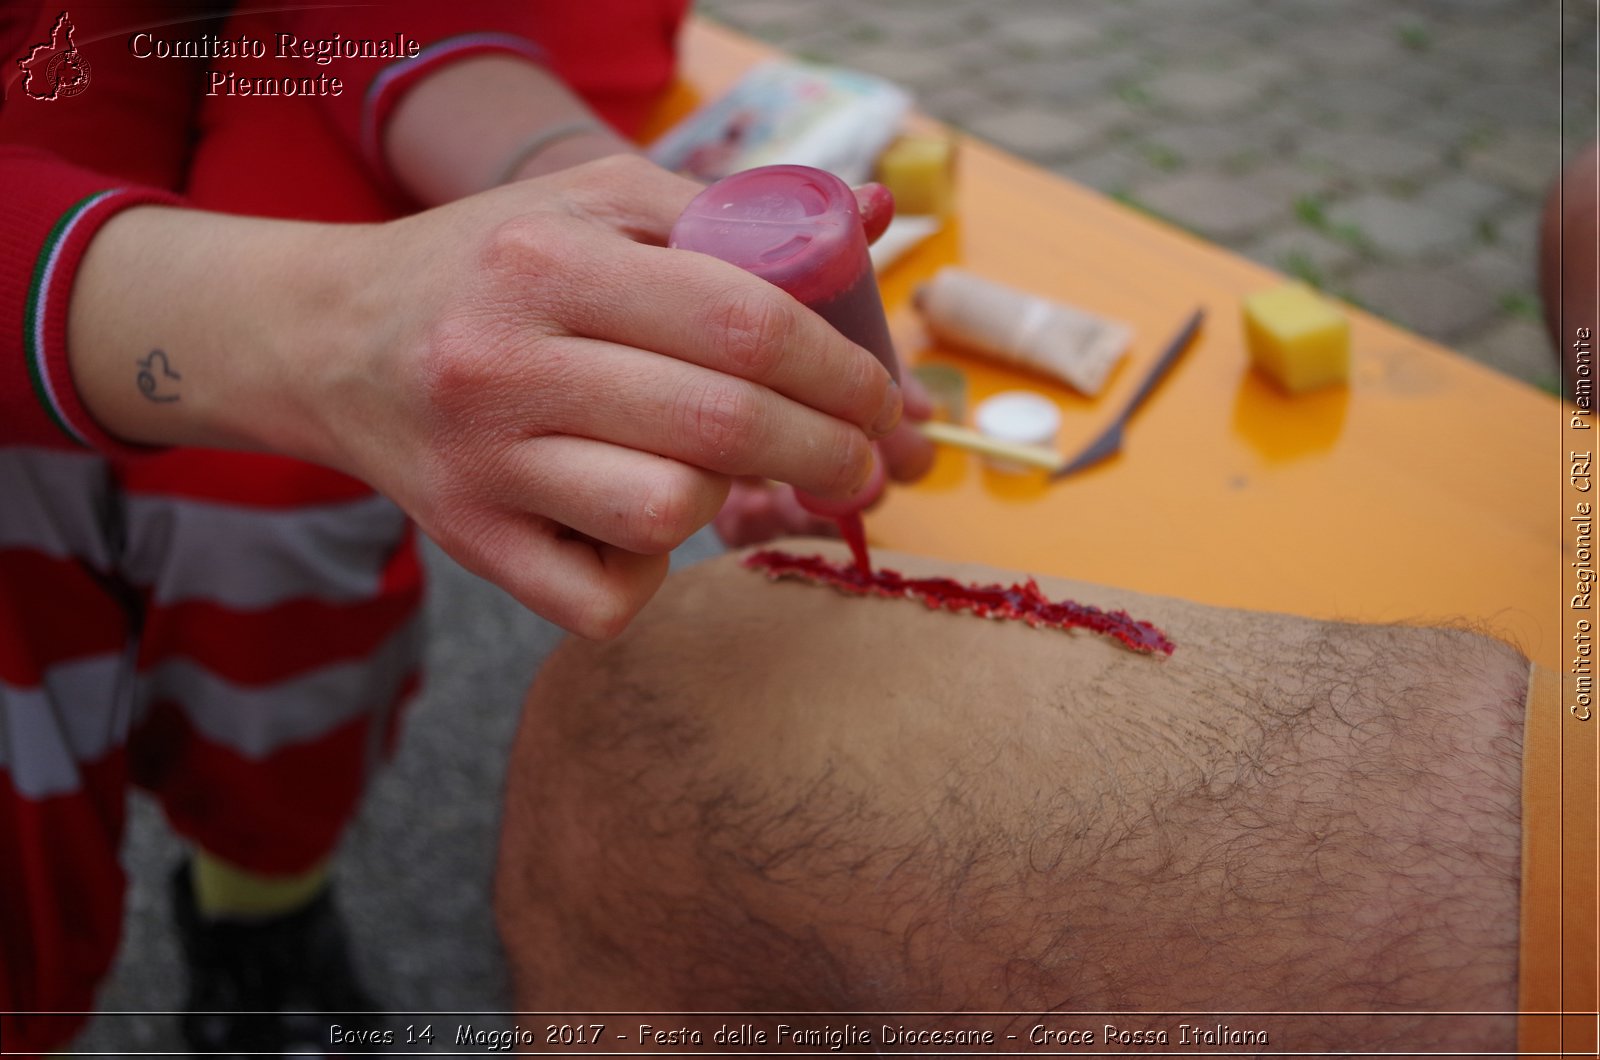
[668,21,1563,673]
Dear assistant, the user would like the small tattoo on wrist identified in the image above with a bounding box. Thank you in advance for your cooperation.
[137,349,181,403]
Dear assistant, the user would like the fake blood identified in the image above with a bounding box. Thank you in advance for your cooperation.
[744,549,1176,656]
[835,511,873,576]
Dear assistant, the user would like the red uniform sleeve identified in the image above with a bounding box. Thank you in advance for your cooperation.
[1,2,215,189]
[268,0,689,183]
[1,2,205,453]
[0,148,180,453]
[275,2,545,181]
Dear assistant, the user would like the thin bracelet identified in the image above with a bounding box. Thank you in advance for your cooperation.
[493,119,607,184]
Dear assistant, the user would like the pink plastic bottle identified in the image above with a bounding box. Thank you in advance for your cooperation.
[670,165,900,571]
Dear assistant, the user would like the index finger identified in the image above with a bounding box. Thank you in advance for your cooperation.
[542,234,898,439]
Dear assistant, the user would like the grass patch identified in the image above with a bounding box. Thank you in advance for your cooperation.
[1500,291,1542,322]
[1114,80,1153,107]
[1333,288,1379,318]
[1294,195,1373,253]
[1397,23,1432,52]
[1140,143,1184,172]
[1477,216,1500,245]
[1295,195,1330,229]
[1462,125,1497,153]
[1330,222,1373,252]
[1282,251,1328,290]
[1110,187,1150,212]
[1111,189,1183,230]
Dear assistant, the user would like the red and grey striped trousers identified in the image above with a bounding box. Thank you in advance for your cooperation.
[0,445,423,1051]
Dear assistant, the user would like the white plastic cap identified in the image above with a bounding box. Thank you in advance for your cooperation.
[973,390,1062,474]
[974,390,1062,446]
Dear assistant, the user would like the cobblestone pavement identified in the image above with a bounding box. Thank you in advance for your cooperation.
[699,0,1598,392]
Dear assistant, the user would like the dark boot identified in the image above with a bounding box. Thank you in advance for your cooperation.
[169,861,386,1056]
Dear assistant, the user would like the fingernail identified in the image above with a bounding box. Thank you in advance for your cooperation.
[901,373,934,421]
[853,182,895,243]
[795,445,882,516]
[872,380,903,437]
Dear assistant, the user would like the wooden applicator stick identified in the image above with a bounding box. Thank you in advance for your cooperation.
[916,421,1066,472]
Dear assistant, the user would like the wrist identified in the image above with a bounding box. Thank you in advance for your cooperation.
[243,218,392,473]
[65,206,382,468]
[66,205,208,450]
[506,127,636,182]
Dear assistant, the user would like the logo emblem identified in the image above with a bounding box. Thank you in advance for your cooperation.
[17,12,91,101]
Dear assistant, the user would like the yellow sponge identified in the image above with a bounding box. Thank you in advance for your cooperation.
[1242,284,1350,394]
[874,134,957,217]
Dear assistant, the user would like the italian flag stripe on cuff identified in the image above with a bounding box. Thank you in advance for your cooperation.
[24,189,118,448]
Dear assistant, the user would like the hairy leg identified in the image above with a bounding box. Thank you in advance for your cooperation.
[497,542,1525,1051]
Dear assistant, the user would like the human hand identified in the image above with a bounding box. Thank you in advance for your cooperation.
[296,156,904,636]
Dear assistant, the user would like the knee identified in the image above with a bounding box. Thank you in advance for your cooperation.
[493,638,751,1009]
